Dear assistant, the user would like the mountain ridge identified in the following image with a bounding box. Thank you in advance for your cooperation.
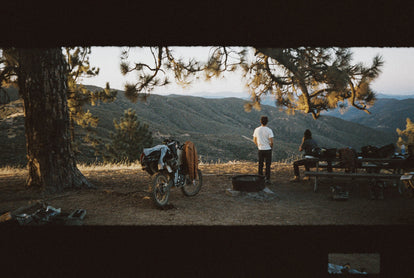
[323,98,414,133]
[0,85,400,166]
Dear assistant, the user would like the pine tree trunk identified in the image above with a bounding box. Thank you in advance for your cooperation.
[17,48,93,192]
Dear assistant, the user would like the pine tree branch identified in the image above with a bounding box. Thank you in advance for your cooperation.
[309,88,335,98]
[134,47,164,93]
[73,48,89,82]
[348,80,371,114]
[263,56,293,86]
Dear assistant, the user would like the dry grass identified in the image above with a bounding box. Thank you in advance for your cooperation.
[76,160,295,180]
[77,162,143,172]
[0,165,27,176]
[199,160,292,176]
[0,160,294,175]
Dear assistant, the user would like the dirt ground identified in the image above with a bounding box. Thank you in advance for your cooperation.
[1,162,413,274]
[1,162,414,226]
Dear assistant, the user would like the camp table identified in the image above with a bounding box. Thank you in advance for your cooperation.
[304,157,408,192]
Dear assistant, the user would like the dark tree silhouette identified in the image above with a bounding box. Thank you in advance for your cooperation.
[15,48,93,192]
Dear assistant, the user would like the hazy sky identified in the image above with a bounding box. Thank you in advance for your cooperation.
[84,46,414,98]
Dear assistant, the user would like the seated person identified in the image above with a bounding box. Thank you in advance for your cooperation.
[290,129,319,182]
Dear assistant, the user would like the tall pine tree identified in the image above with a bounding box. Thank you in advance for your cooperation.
[16,48,92,191]
[105,109,153,163]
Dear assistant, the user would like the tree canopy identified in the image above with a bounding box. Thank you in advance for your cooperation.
[120,47,383,119]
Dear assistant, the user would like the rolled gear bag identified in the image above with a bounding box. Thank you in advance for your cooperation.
[140,145,171,175]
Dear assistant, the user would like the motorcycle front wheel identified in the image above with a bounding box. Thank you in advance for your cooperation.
[181,169,202,197]
[152,172,171,208]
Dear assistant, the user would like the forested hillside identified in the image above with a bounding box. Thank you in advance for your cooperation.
[0,86,398,166]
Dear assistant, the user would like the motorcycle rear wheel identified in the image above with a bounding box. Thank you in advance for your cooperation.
[152,172,171,208]
[181,169,202,196]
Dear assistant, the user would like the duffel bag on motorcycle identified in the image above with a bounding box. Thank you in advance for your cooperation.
[140,145,174,175]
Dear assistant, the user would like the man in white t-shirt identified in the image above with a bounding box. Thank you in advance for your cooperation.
[253,116,274,184]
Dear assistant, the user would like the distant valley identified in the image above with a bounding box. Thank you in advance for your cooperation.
[322,98,414,134]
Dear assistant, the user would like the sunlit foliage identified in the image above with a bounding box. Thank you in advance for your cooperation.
[104,108,153,163]
[0,48,19,104]
[246,48,383,119]
[397,118,414,147]
[121,47,383,119]
[64,47,117,153]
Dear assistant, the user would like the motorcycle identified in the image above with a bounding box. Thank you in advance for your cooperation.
[140,139,202,208]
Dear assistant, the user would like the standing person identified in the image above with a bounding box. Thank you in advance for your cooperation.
[253,116,274,184]
[290,129,319,182]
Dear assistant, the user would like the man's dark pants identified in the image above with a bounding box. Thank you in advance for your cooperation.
[258,149,272,180]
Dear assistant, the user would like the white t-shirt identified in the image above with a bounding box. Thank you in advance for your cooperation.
[253,126,274,150]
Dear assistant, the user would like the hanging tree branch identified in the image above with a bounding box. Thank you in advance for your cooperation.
[250,47,383,118]
[120,46,383,119]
